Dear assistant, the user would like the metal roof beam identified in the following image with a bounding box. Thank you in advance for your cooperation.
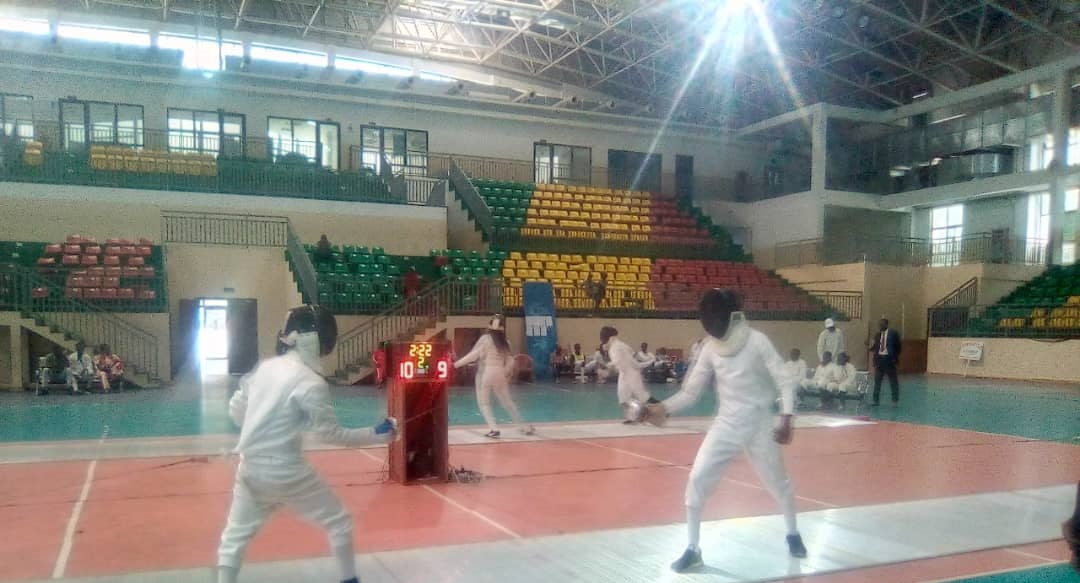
[978,0,1079,50]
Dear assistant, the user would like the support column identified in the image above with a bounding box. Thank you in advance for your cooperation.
[5,324,29,390]
[1048,71,1071,265]
[811,104,828,192]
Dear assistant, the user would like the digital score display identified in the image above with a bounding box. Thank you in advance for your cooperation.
[394,342,450,381]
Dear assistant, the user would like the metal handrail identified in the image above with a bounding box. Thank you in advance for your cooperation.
[448,159,494,235]
[286,223,319,305]
[933,277,979,308]
[804,290,864,320]
[0,264,161,381]
[161,210,289,246]
[929,302,1080,339]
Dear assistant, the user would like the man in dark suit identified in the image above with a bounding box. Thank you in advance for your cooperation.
[869,318,901,406]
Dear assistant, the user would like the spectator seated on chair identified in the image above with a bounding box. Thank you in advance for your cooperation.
[512,353,534,383]
[800,351,834,400]
[584,346,614,383]
[67,341,95,393]
[784,348,808,403]
[570,343,588,381]
[551,345,574,379]
[823,352,858,405]
[313,234,333,263]
[94,343,125,392]
[38,346,72,396]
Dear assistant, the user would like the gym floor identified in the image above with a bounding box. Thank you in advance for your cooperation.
[0,371,1077,583]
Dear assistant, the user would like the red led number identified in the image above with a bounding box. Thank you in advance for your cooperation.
[399,361,415,380]
[437,360,449,380]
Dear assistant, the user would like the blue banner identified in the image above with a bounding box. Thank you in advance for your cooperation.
[523,281,558,382]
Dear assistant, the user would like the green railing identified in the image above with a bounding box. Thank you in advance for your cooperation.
[499,303,832,321]
[489,227,745,261]
[334,277,504,379]
[3,149,401,204]
[805,290,863,320]
[929,303,1080,339]
[0,264,161,382]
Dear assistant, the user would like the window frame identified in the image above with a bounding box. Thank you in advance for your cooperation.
[930,204,964,267]
[357,125,429,176]
[58,98,145,151]
[167,108,246,158]
[266,116,340,170]
[533,141,592,185]
[0,93,34,141]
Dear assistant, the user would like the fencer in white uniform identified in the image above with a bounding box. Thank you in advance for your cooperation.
[638,289,807,572]
[454,314,534,439]
[601,326,656,408]
[825,352,858,395]
[217,305,399,583]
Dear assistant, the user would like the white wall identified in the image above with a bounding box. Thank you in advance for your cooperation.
[1,67,763,193]
[927,337,1080,382]
[698,191,825,266]
[0,182,446,254]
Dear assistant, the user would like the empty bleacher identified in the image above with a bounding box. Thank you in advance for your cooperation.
[0,236,166,312]
[984,264,1080,335]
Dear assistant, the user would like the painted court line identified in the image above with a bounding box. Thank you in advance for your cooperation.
[420,486,522,540]
[52,426,109,579]
[578,438,839,508]
[1002,547,1060,563]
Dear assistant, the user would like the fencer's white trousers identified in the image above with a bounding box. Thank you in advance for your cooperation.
[685,410,797,532]
[616,373,650,405]
[475,371,523,431]
[218,461,355,577]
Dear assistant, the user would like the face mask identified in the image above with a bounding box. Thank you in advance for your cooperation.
[280,330,324,375]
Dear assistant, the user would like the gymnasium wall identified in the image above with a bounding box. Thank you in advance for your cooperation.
[911,194,1030,239]
[0,183,447,254]
[1,68,760,195]
[697,191,825,267]
[445,316,869,371]
[927,337,1080,383]
[166,245,303,365]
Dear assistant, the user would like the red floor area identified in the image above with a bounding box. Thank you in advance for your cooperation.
[0,421,1076,582]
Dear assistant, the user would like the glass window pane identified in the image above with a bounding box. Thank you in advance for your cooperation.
[319,123,339,171]
[1066,189,1079,212]
[362,128,380,149]
[406,130,427,153]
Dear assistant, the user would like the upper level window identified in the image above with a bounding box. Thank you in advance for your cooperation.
[168,109,245,157]
[1028,128,1080,171]
[0,94,34,141]
[60,99,144,150]
[158,34,242,70]
[0,17,49,35]
[335,57,411,77]
[534,142,591,185]
[251,44,328,68]
[930,204,963,267]
[267,117,339,170]
[57,23,150,47]
[358,126,428,176]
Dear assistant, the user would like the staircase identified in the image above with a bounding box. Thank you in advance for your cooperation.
[0,264,162,386]
[332,276,503,384]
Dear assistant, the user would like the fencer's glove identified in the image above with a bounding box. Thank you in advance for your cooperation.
[373,417,400,444]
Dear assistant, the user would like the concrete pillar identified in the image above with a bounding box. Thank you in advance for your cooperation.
[811,104,828,193]
[1048,71,1072,265]
[4,324,29,390]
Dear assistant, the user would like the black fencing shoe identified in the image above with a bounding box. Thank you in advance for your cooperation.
[484,430,501,438]
[787,534,807,558]
[671,548,703,572]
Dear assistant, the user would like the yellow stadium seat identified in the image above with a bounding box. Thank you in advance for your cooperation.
[510,251,523,260]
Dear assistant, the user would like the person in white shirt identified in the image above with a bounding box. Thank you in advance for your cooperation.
[636,289,807,571]
[67,341,95,394]
[217,305,399,583]
[825,352,858,396]
[634,342,657,365]
[805,351,835,392]
[454,314,534,439]
[784,348,808,386]
[602,326,657,415]
[817,318,845,364]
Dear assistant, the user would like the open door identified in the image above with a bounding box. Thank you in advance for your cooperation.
[227,299,259,375]
[173,299,198,376]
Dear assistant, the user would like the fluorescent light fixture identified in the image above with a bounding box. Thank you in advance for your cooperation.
[420,72,456,83]
[931,113,966,125]
[0,17,49,35]
[251,43,328,67]
[335,56,412,77]
[911,90,930,99]
[58,23,150,47]
[159,34,242,70]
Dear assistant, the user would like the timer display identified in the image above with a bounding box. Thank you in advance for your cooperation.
[394,342,450,381]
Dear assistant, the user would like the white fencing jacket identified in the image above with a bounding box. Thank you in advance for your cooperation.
[665,324,797,420]
[230,350,385,471]
[454,334,513,379]
[827,362,858,391]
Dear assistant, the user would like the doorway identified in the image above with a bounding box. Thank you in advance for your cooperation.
[179,298,259,376]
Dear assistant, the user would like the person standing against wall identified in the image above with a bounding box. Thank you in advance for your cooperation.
[869,318,901,406]
[816,318,845,364]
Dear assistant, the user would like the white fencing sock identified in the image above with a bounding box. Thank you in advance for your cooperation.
[217,566,238,583]
[686,505,703,551]
[334,543,358,582]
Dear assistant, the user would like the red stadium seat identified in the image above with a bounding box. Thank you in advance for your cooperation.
[104,255,121,266]
[62,254,80,266]
[65,287,83,299]
[127,256,145,267]
[117,288,135,300]
[31,287,48,299]
[81,255,99,266]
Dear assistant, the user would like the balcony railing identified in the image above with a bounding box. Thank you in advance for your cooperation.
[928,303,1080,339]
[775,234,1047,268]
[3,124,404,205]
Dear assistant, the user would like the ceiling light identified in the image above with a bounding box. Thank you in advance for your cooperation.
[857,15,869,28]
